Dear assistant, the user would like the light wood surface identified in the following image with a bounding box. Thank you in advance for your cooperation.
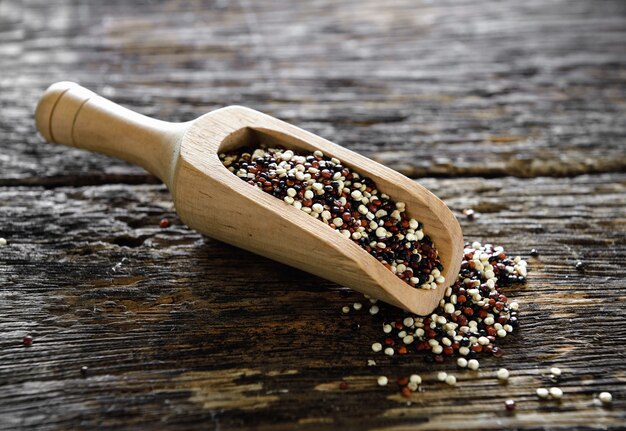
[35,82,463,315]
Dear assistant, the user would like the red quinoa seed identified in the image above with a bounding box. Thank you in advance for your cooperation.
[504,399,516,411]
[463,209,477,221]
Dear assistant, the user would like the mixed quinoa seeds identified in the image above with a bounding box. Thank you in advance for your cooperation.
[346,241,528,399]
[363,242,525,363]
[346,243,616,407]
[219,146,615,407]
[221,148,523,377]
[220,147,444,290]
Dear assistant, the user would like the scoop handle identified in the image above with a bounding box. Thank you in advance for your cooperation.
[35,81,187,185]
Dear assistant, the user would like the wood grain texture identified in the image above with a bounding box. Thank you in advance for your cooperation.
[1,0,626,429]
[1,0,625,186]
[0,175,625,430]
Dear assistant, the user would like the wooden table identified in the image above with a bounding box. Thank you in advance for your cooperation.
[1,1,625,429]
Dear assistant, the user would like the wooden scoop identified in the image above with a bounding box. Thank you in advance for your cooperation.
[35,81,463,315]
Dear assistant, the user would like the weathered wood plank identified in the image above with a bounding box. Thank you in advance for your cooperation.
[2,0,626,429]
[1,174,624,429]
[1,0,625,186]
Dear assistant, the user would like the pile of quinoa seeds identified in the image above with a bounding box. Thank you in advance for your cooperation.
[220,146,444,290]
[220,145,617,407]
[367,242,525,362]
[362,241,526,398]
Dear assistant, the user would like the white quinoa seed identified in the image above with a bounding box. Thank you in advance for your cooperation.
[341,306,350,314]
[468,359,480,371]
[353,302,362,310]
[371,342,382,352]
[445,375,457,386]
[550,367,562,377]
[0,238,6,247]
[437,372,447,382]
[549,387,563,398]
[599,392,613,404]
[457,358,468,368]
[377,376,388,386]
[497,368,510,381]
[384,347,394,356]
[369,305,379,315]
[409,374,422,384]
[537,388,550,399]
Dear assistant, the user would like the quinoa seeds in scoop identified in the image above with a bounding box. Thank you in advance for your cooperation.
[220,147,445,291]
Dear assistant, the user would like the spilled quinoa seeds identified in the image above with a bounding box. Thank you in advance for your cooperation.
[220,146,523,368]
[219,145,614,406]
[346,241,527,397]
[363,242,525,362]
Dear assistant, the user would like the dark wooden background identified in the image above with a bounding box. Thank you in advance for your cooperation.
[1,0,625,429]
